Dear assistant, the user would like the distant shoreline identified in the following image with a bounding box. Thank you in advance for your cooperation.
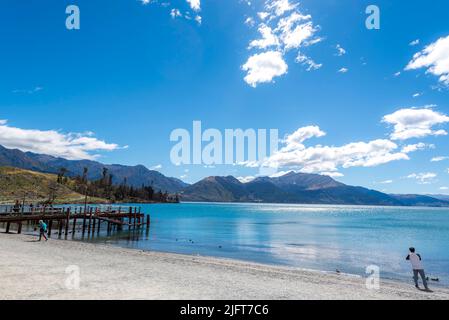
[1,232,448,300]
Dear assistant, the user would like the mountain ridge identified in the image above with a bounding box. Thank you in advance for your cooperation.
[0,145,187,193]
[181,172,449,207]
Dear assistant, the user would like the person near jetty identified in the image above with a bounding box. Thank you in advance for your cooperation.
[38,220,48,241]
[406,247,429,290]
[12,200,21,213]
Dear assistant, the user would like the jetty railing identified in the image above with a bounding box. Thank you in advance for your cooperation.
[0,205,150,238]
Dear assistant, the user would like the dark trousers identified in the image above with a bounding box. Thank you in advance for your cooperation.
[413,269,428,289]
[39,229,47,241]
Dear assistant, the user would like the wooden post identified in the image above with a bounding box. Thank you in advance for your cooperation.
[48,220,53,238]
[146,214,150,228]
[17,222,22,234]
[65,208,70,237]
[58,219,63,237]
[97,218,101,233]
[5,222,10,233]
[72,217,77,235]
[87,208,93,235]
[82,206,87,236]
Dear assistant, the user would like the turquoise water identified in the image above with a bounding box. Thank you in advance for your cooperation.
[78,203,449,286]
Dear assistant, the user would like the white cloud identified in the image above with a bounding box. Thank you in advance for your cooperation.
[13,86,43,94]
[382,107,449,140]
[409,39,420,46]
[440,186,448,190]
[237,176,256,183]
[431,156,449,162]
[412,92,422,98]
[245,17,255,27]
[194,15,202,25]
[401,142,433,153]
[261,126,409,174]
[407,172,437,184]
[296,53,322,71]
[0,120,119,160]
[379,180,393,184]
[186,0,201,12]
[150,164,162,170]
[266,0,298,17]
[321,171,344,178]
[242,51,288,87]
[335,44,346,56]
[394,71,401,77]
[338,67,348,73]
[140,0,151,5]
[406,35,449,85]
[170,8,182,19]
[240,107,445,175]
[248,25,280,49]
[282,125,325,151]
[243,1,321,87]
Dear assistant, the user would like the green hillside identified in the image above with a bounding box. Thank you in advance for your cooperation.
[0,166,106,205]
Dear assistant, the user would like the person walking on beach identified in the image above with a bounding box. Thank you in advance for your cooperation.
[406,247,429,290]
[38,220,48,241]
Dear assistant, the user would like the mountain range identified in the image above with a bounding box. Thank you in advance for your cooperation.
[0,145,187,193]
[180,173,449,207]
[1,145,448,207]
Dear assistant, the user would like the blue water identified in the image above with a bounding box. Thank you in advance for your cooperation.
[70,203,449,286]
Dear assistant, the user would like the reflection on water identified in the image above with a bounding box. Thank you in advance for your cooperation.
[11,202,449,286]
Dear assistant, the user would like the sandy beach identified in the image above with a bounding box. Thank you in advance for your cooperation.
[0,232,448,300]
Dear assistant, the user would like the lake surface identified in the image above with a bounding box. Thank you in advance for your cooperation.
[68,202,449,286]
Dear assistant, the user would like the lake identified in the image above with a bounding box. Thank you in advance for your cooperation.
[73,202,449,286]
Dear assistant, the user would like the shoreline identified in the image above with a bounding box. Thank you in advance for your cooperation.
[1,232,449,300]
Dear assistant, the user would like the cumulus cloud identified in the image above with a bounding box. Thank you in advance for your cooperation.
[401,142,433,153]
[382,107,449,140]
[242,51,288,87]
[338,67,348,73]
[249,25,280,49]
[260,128,409,175]
[186,0,201,12]
[407,172,437,184]
[406,35,449,85]
[0,120,119,160]
[240,107,447,175]
[243,0,321,87]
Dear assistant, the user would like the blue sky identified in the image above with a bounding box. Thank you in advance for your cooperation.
[0,0,449,194]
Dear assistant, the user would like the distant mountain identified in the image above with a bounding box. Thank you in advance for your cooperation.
[426,194,449,202]
[0,145,188,193]
[390,194,449,207]
[181,172,449,207]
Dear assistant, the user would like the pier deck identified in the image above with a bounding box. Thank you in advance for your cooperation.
[0,205,149,237]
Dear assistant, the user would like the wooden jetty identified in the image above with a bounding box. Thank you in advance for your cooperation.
[0,205,150,238]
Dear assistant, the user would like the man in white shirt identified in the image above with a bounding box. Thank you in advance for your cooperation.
[406,247,429,290]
